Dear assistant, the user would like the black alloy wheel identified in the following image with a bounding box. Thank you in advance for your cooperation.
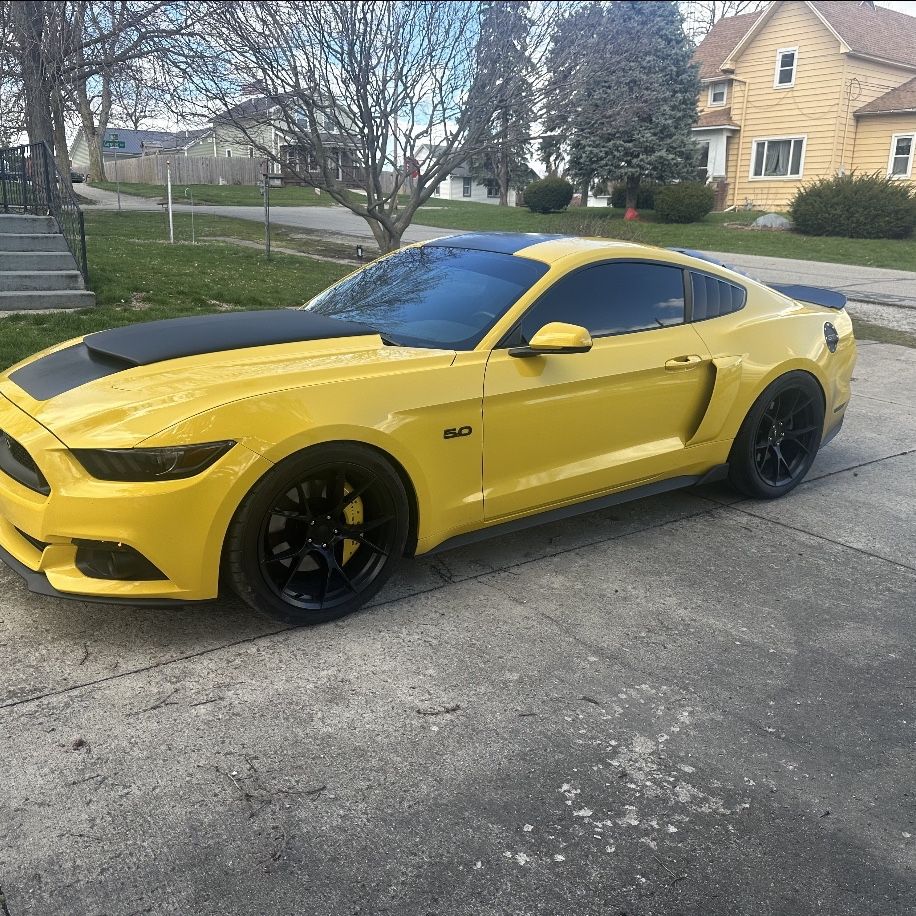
[729,371,824,499]
[226,444,409,624]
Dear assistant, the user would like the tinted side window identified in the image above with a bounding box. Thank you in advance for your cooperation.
[519,262,685,342]
[690,272,747,321]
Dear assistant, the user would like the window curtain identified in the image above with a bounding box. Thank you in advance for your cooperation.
[764,140,789,176]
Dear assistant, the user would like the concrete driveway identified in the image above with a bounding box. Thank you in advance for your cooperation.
[1,341,914,915]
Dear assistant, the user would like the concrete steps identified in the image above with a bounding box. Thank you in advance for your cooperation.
[0,213,95,311]
[0,251,80,271]
[0,271,84,291]
[0,233,69,252]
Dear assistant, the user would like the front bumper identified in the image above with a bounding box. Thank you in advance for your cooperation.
[0,394,271,603]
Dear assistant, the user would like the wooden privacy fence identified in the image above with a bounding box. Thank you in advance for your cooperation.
[108,155,264,186]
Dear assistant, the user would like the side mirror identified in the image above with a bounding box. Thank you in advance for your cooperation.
[509,322,593,358]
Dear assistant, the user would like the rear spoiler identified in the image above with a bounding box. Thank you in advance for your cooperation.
[668,248,847,310]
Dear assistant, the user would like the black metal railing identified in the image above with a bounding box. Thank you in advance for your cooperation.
[0,142,89,284]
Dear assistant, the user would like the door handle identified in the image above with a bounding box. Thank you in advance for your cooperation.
[665,354,704,371]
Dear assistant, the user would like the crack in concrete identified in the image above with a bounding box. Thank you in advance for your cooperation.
[695,448,916,575]
[1,446,912,716]
[0,505,719,715]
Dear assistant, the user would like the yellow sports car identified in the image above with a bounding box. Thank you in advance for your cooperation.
[0,234,855,623]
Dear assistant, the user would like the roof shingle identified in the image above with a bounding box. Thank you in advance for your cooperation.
[855,75,916,116]
[693,2,916,80]
[695,107,740,128]
[815,1,916,70]
[693,10,762,81]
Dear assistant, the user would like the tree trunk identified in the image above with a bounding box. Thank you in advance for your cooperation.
[367,217,402,254]
[580,174,592,208]
[625,174,641,210]
[75,83,111,182]
[497,108,510,206]
[50,88,73,197]
[12,0,55,149]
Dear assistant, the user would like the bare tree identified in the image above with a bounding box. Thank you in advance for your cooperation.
[679,0,767,42]
[0,2,25,146]
[184,0,555,252]
[4,0,194,185]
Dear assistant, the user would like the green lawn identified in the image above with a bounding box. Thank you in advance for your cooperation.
[413,199,916,271]
[92,181,338,207]
[0,210,351,369]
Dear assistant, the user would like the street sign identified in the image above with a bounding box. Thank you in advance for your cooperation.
[103,140,126,149]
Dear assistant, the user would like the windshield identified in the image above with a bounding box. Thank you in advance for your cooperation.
[303,245,549,350]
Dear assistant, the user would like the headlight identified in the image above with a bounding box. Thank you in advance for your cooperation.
[72,441,235,481]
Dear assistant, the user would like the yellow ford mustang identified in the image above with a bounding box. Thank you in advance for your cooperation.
[0,234,855,623]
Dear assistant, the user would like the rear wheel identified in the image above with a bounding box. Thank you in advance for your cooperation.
[728,372,824,499]
[226,443,409,625]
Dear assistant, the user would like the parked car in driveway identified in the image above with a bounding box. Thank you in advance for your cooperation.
[0,234,855,625]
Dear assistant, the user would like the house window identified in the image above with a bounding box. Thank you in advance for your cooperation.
[225,148,232,158]
[774,47,797,88]
[247,147,254,159]
[462,177,472,197]
[888,134,914,179]
[751,137,805,179]
[697,140,710,180]
[708,82,728,106]
[486,181,500,198]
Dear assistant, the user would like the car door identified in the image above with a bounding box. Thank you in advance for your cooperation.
[482,259,713,521]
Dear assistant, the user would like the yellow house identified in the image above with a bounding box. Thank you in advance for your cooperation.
[693,0,916,210]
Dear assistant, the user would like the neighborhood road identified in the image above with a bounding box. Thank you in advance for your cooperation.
[78,183,916,309]
[1,341,914,916]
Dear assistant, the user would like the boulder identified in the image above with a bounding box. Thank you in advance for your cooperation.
[752,212,794,230]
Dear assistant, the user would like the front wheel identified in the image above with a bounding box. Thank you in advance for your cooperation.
[225,443,409,625]
[728,371,824,499]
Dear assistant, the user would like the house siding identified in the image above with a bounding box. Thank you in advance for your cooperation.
[727,0,849,209]
[702,1,916,210]
[852,114,916,183]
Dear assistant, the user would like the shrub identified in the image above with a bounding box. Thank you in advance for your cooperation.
[610,182,658,209]
[653,182,715,223]
[790,172,915,239]
[524,176,574,213]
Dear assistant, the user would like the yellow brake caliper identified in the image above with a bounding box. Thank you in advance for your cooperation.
[342,483,363,565]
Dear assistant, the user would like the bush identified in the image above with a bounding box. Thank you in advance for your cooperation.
[610,182,658,209]
[524,176,574,213]
[790,172,915,239]
[653,182,715,223]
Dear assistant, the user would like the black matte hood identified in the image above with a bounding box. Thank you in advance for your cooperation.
[10,310,377,401]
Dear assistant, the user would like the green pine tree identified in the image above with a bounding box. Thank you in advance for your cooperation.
[567,1,700,210]
[469,0,534,205]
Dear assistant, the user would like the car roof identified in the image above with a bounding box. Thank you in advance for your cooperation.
[422,232,676,266]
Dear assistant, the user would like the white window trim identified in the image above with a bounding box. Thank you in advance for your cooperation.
[749,135,807,181]
[887,133,915,179]
[708,81,728,107]
[773,46,798,89]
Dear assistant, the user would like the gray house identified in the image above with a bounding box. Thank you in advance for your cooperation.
[68,127,212,170]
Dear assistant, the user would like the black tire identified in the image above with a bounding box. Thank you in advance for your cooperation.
[728,371,824,499]
[225,443,409,625]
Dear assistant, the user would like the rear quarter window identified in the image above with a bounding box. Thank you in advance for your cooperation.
[690,272,747,322]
